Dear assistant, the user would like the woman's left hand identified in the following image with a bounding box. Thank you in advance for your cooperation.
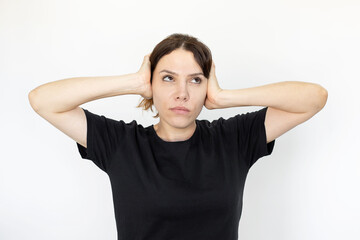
[204,61,223,110]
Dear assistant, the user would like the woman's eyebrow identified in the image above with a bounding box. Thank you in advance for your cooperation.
[159,69,204,77]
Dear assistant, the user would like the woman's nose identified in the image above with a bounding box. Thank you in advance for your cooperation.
[176,82,189,101]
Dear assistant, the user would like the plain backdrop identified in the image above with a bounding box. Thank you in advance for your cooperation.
[1,0,359,239]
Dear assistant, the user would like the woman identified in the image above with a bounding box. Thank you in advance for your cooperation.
[28,33,328,240]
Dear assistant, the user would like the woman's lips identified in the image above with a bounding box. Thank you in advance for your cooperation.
[170,108,190,114]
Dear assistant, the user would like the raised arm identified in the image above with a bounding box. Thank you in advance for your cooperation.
[28,54,152,147]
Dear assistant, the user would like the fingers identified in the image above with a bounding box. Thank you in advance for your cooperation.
[209,61,215,76]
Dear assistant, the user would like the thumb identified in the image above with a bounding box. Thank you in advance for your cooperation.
[142,54,151,65]
[144,53,151,60]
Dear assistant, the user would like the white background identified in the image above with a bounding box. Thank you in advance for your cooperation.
[1,0,359,239]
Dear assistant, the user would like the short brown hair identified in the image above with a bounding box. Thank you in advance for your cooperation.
[136,33,213,118]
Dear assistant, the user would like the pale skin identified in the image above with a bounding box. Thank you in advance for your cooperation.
[137,48,328,143]
[28,48,328,150]
[151,49,208,142]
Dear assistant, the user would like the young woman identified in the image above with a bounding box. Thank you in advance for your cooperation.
[28,33,328,240]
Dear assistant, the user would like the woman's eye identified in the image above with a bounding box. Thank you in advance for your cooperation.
[162,75,202,84]
[163,75,173,81]
[191,77,202,84]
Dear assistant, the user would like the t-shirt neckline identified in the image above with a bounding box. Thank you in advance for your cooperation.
[150,120,199,144]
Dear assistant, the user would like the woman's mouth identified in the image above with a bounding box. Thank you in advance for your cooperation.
[170,107,190,114]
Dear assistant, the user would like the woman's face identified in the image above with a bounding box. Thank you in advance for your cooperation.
[152,48,207,128]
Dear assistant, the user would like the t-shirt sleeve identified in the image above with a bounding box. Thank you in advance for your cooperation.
[215,106,275,170]
[76,107,125,173]
[236,106,275,169]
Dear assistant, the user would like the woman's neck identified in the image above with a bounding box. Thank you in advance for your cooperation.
[154,120,196,142]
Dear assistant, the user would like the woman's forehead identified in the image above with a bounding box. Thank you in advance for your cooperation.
[156,58,202,75]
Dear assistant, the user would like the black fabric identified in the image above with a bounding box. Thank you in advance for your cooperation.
[76,107,275,240]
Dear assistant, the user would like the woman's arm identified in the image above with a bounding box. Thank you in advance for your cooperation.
[27,54,152,148]
[215,81,328,113]
[28,54,152,113]
[28,73,143,114]
[214,81,328,143]
[204,62,328,143]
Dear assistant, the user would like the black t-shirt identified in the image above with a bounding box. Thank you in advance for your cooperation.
[76,107,275,240]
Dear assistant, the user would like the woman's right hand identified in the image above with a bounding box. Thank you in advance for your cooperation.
[136,54,153,99]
